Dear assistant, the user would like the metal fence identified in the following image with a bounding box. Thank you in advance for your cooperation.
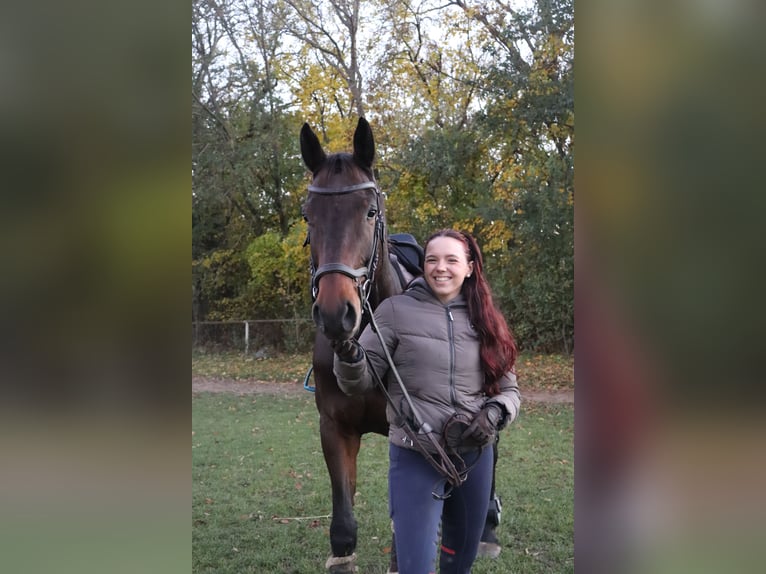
[192,319,315,354]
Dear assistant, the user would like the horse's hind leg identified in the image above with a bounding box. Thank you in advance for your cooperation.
[320,416,361,572]
[478,434,502,558]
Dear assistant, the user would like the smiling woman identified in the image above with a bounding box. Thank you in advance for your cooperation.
[332,227,520,573]
[424,235,474,304]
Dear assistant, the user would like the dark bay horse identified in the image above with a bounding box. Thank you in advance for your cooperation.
[299,118,501,572]
[300,117,400,573]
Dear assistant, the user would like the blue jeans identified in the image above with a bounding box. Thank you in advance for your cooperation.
[389,443,494,574]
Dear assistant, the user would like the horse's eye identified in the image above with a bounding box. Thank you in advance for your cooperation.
[367,208,377,219]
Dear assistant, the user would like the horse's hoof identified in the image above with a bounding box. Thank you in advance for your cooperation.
[477,541,502,558]
[325,552,358,573]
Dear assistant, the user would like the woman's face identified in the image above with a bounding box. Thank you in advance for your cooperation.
[424,236,474,304]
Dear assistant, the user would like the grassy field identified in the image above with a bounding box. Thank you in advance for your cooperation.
[192,350,574,393]
[192,393,573,573]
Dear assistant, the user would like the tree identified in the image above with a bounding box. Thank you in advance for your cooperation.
[283,0,370,119]
[190,0,575,352]
[475,0,574,352]
[192,0,306,321]
[243,221,311,320]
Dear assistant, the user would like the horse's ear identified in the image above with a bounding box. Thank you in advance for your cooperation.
[300,122,326,173]
[353,117,375,169]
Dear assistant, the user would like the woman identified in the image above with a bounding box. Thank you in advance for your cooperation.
[331,229,521,574]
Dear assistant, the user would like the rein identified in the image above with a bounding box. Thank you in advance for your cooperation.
[304,181,384,307]
[362,297,474,495]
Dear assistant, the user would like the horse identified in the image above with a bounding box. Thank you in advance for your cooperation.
[299,117,501,573]
[300,117,398,573]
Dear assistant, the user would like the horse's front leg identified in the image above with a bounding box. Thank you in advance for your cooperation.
[388,524,399,573]
[320,415,361,573]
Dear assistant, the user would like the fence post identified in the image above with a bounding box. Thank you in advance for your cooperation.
[244,321,249,354]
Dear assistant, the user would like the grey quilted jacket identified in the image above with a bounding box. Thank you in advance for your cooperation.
[333,277,521,453]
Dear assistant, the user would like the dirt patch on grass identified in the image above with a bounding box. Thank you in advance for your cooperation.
[192,377,303,396]
[192,377,573,403]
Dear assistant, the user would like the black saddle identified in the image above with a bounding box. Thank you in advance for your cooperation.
[388,233,424,287]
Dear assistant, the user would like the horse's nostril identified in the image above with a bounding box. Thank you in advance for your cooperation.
[342,302,357,333]
[312,304,325,332]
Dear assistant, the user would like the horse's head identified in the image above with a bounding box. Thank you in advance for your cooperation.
[300,117,385,341]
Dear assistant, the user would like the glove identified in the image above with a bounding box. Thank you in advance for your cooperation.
[461,403,503,445]
[330,339,363,363]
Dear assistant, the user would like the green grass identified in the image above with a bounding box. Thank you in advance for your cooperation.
[192,350,574,393]
[192,350,313,383]
[192,393,573,573]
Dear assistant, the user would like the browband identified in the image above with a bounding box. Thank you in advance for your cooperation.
[307,182,378,194]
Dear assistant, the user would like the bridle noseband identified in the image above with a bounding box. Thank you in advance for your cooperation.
[305,180,384,308]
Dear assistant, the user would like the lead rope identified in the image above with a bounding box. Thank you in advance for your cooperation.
[362,298,469,493]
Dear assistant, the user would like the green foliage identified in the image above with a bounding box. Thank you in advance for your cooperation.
[475,0,575,352]
[192,249,252,320]
[488,177,574,353]
[191,221,312,323]
[385,124,491,240]
[243,221,312,320]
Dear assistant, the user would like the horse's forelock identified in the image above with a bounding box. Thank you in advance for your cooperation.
[313,153,373,186]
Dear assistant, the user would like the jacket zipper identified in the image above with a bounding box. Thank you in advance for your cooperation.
[447,307,457,406]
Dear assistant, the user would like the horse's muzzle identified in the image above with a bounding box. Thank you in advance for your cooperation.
[312,274,362,340]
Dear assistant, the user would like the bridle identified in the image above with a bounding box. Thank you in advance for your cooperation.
[304,180,385,309]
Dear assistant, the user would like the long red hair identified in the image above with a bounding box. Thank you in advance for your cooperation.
[424,229,517,396]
